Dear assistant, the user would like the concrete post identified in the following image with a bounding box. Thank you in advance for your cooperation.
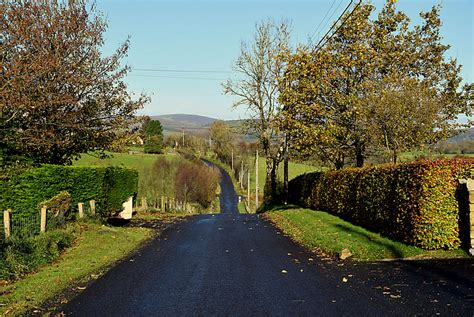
[3,209,11,240]
[89,200,96,215]
[40,206,47,233]
[78,202,84,219]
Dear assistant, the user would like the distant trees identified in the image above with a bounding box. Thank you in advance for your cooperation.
[209,121,235,164]
[223,20,291,202]
[142,119,164,154]
[0,0,148,165]
[175,161,220,209]
[279,1,472,169]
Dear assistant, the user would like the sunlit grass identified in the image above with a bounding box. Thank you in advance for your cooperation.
[264,207,469,261]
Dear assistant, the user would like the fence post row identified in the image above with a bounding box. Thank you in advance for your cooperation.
[3,209,11,240]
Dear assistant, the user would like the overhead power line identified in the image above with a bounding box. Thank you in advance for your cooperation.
[309,0,340,45]
[311,0,362,53]
[132,68,233,74]
[129,74,226,81]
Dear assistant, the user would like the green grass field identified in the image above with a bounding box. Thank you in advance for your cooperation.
[74,151,181,200]
[265,207,469,261]
[246,158,322,210]
[74,151,166,170]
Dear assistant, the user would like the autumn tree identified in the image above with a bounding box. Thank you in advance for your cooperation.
[280,1,472,169]
[223,20,291,203]
[175,161,220,209]
[0,0,148,165]
[209,120,235,164]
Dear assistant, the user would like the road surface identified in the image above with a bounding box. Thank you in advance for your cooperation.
[59,163,474,316]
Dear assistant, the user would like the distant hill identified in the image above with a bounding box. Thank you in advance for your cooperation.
[151,114,218,135]
[448,127,474,142]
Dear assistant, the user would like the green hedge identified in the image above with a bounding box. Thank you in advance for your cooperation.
[288,159,474,250]
[0,165,138,218]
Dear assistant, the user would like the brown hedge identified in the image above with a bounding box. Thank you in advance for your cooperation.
[288,159,474,250]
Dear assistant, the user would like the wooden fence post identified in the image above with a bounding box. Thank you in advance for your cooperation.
[3,209,11,240]
[40,206,47,233]
[141,197,147,211]
[78,203,84,219]
[89,200,96,215]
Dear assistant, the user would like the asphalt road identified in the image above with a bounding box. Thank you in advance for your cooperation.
[59,164,474,316]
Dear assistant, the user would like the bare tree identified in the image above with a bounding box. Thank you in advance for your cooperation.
[223,20,291,205]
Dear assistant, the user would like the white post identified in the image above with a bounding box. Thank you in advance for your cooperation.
[89,200,96,215]
[3,209,11,240]
[78,203,84,219]
[40,206,47,233]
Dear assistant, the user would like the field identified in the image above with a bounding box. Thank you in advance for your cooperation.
[74,151,180,200]
[245,159,321,210]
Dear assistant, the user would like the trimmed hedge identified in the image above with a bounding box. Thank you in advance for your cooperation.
[0,165,138,218]
[288,159,474,250]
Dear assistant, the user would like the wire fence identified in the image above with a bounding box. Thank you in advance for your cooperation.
[0,220,4,243]
[2,202,95,242]
[11,212,41,238]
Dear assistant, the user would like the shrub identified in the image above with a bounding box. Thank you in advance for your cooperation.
[0,225,76,280]
[38,191,72,217]
[0,165,138,218]
[288,158,474,250]
[175,161,220,209]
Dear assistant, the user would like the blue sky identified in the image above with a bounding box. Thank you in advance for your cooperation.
[97,0,473,120]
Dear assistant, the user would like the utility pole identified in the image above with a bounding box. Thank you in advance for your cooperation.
[231,149,234,172]
[283,133,289,204]
[182,127,185,147]
[240,160,244,189]
[255,149,259,211]
[247,169,250,210]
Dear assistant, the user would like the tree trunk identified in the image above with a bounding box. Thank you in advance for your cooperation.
[355,141,365,168]
[392,149,398,164]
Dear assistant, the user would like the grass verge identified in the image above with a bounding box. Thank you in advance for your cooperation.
[238,202,248,214]
[0,222,153,315]
[264,207,469,261]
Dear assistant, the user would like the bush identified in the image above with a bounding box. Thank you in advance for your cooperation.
[288,158,474,250]
[175,161,220,209]
[38,191,72,217]
[0,225,76,280]
[0,165,138,218]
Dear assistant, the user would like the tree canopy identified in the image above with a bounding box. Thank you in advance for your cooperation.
[0,0,149,165]
[279,1,472,168]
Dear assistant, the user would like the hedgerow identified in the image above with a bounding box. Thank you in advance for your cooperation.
[288,159,474,250]
[0,165,138,218]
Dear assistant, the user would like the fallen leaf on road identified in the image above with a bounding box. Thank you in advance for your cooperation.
[342,277,348,283]
[300,269,304,272]
[77,287,86,290]
[390,295,401,299]
[281,270,288,274]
